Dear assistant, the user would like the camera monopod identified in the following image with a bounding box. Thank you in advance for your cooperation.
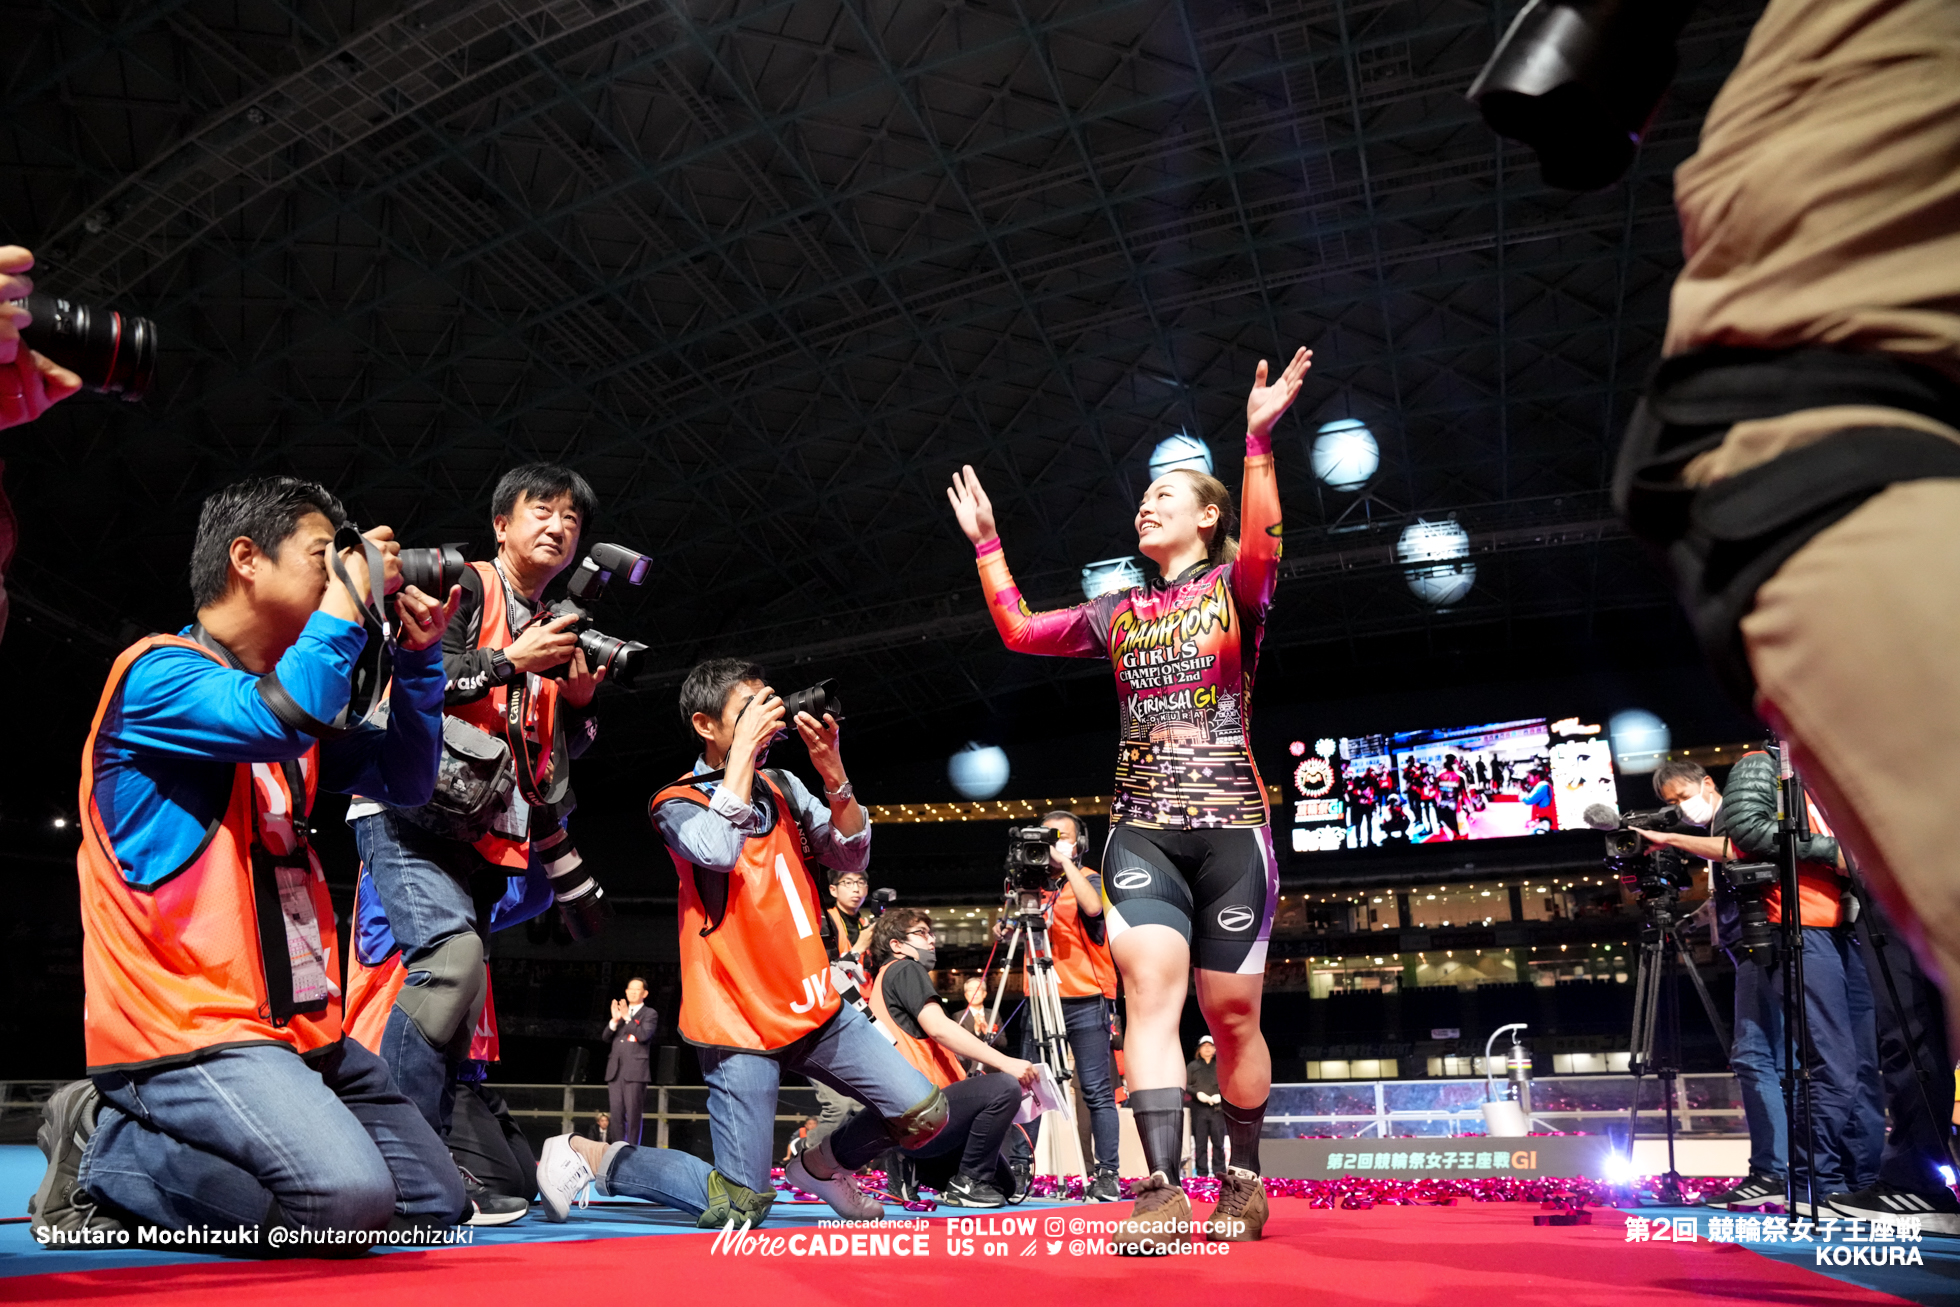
[1774,742,1821,1214]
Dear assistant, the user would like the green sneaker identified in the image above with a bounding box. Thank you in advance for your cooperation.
[695,1169,777,1229]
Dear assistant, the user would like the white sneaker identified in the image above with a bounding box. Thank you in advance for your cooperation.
[538,1135,596,1223]
[786,1151,884,1220]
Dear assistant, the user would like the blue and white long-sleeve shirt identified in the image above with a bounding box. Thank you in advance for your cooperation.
[91,612,446,887]
[650,756,871,874]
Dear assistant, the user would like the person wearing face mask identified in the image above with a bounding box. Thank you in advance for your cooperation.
[859,910,1038,1207]
[1638,758,1883,1217]
[948,348,1313,1249]
[997,811,1123,1202]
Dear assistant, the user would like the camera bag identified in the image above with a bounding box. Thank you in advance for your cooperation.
[397,714,518,841]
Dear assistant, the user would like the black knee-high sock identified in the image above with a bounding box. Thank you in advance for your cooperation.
[1221,1097,1266,1175]
[1129,1088,1186,1180]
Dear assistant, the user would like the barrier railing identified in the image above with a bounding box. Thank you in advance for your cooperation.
[2,1074,1744,1149]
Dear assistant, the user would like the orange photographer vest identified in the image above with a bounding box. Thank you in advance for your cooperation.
[652,772,839,1051]
[454,560,559,869]
[78,635,343,1073]
[1042,888,1120,1001]
[868,964,964,1089]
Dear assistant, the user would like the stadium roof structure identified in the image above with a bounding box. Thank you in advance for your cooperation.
[2,0,1756,757]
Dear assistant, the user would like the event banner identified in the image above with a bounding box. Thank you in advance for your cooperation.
[1263,1135,1616,1180]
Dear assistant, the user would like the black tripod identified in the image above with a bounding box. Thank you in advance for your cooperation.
[1626,887,1731,1205]
[988,886,1074,1089]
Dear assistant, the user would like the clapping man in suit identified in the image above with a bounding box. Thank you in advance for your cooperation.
[603,978,658,1145]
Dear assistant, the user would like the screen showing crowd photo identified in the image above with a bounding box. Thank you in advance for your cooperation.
[1287,717,1617,854]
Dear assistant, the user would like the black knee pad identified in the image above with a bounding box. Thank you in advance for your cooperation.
[395,933,486,1054]
[886,1087,950,1149]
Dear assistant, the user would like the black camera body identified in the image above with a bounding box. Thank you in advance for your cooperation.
[1603,806,1692,900]
[1004,824,1061,897]
[530,542,652,686]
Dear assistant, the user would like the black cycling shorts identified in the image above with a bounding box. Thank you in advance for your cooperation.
[1101,824,1277,975]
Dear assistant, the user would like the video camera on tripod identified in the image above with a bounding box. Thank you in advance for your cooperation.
[1587,803,1693,901]
[989,824,1073,1087]
[1004,825,1063,896]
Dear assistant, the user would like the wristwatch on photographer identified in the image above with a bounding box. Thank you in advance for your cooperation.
[487,648,515,683]
[824,779,855,804]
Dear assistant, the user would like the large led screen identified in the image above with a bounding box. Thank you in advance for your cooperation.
[1287,717,1617,853]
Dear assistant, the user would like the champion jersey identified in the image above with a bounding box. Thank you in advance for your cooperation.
[976,431,1281,828]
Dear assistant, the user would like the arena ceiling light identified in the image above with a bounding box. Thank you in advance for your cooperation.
[1607,709,1672,775]
[1396,518,1476,607]
[948,742,1010,800]
[1310,418,1380,491]
[1148,431,1212,480]
[1080,557,1144,600]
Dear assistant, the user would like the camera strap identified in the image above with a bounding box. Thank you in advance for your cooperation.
[186,624,330,1022]
[250,527,395,740]
[501,648,569,816]
[1616,348,1960,705]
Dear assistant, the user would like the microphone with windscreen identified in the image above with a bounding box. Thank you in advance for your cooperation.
[1583,803,1623,831]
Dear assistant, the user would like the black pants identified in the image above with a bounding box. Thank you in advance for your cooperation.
[1191,1105,1227,1177]
[1004,995,1121,1172]
[832,1073,1020,1183]
[449,1082,539,1200]
[608,1077,647,1145]
[1857,892,1957,1193]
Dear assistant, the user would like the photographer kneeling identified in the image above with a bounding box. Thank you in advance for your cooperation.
[823,909,1035,1208]
[548,659,950,1226]
[350,464,607,1156]
[34,477,465,1243]
[1642,757,1882,1215]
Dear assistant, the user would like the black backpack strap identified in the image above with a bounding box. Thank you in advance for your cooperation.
[1614,348,1960,705]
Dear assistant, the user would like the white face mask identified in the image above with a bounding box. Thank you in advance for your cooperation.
[1677,792,1715,826]
[1053,839,1076,862]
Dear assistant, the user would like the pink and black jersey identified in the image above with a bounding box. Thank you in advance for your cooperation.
[975,432,1281,829]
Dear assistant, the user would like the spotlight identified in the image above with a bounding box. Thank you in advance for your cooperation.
[1148,431,1212,479]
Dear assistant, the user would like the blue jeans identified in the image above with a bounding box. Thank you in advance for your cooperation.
[1730,926,1883,1193]
[81,1038,464,1233]
[1857,894,1958,1193]
[353,810,499,1136]
[1006,995,1121,1173]
[1731,957,1789,1178]
[623,1004,935,1200]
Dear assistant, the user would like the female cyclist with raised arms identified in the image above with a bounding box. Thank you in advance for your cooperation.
[947,347,1311,1249]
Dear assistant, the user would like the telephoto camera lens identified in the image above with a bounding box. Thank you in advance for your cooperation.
[536,825,606,942]
[397,544,468,596]
[13,292,158,400]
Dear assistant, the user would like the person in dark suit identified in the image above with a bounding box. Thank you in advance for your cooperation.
[603,977,658,1145]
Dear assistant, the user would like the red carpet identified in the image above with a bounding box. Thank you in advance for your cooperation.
[0,1200,1911,1307]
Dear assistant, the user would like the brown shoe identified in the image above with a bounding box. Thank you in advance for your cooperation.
[1205,1166,1268,1241]
[1112,1171,1192,1254]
